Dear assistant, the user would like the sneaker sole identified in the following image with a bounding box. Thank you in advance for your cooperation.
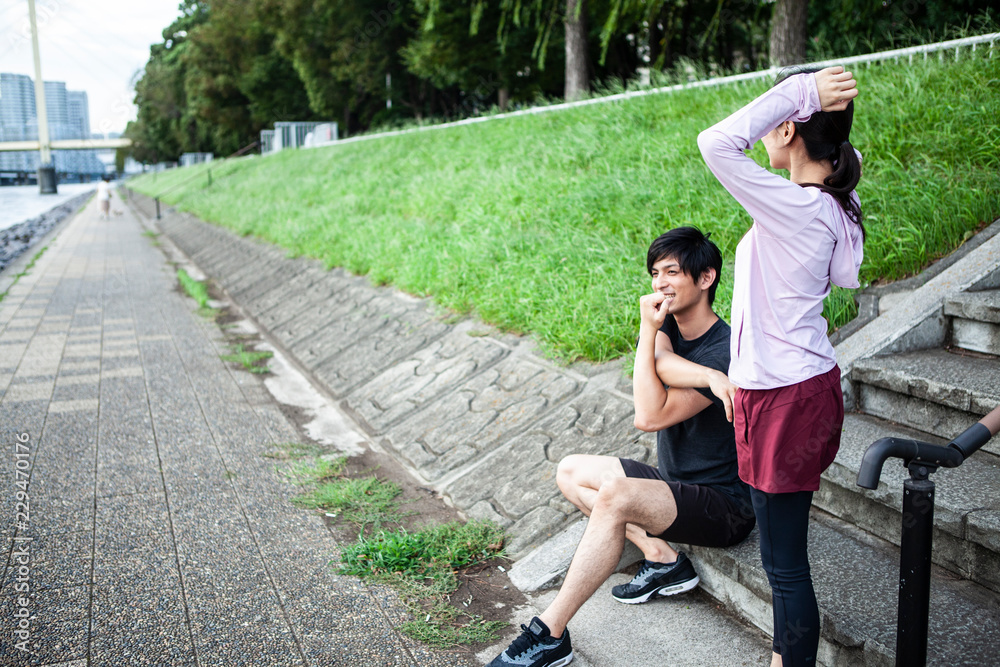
[612,575,700,604]
[549,652,574,667]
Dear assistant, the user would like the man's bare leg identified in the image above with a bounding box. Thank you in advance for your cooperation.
[538,475,678,637]
[557,455,679,564]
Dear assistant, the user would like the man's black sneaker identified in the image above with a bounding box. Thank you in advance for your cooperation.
[611,552,700,604]
[486,616,573,667]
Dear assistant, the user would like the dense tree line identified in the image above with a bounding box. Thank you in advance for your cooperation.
[125,0,995,163]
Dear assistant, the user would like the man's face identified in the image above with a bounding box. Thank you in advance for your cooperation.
[650,256,704,316]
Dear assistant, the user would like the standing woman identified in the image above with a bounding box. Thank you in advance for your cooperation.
[696,67,865,666]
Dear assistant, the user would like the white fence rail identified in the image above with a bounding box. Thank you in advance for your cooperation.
[260,122,338,155]
[325,32,998,149]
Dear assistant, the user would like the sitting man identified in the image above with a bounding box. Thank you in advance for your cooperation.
[487,226,754,667]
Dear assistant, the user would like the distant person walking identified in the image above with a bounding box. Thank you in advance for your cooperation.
[96,176,111,220]
[694,66,865,666]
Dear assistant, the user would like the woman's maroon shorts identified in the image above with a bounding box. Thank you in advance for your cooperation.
[734,365,844,493]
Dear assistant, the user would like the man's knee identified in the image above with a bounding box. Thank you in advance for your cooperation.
[556,455,583,492]
[591,476,636,517]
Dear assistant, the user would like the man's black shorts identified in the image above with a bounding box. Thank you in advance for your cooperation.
[620,458,755,548]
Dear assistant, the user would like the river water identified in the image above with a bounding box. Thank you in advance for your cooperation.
[0,183,98,231]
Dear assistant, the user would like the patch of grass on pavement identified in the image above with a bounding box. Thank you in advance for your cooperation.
[293,473,402,528]
[340,521,507,647]
[263,442,326,460]
[0,245,49,303]
[220,343,273,374]
[284,454,509,646]
[177,268,210,308]
[286,455,346,481]
[132,52,1000,363]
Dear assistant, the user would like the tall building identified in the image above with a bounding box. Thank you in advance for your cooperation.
[0,73,105,179]
[67,90,91,138]
[0,73,37,173]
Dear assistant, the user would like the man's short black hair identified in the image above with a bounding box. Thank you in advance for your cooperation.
[646,226,723,305]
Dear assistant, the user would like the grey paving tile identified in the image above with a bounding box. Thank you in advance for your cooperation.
[0,618,89,666]
[90,587,195,666]
[0,583,90,621]
[185,599,305,667]
[279,586,419,667]
[1,530,92,593]
[95,492,169,538]
[92,532,177,588]
[49,381,100,403]
[11,495,94,536]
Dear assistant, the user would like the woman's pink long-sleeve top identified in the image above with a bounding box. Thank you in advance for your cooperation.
[697,73,864,390]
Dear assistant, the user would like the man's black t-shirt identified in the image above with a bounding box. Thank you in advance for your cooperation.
[656,315,750,506]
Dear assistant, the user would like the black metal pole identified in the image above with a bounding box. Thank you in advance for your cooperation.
[155,197,161,220]
[896,475,935,667]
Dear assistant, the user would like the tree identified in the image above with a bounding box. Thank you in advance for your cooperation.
[126,1,209,162]
[183,0,313,155]
[405,0,563,114]
[271,0,415,133]
[769,0,808,66]
[565,0,589,99]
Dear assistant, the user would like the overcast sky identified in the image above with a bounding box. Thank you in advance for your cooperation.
[0,0,182,134]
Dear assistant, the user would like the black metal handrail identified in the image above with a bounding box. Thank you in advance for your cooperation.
[856,405,1000,666]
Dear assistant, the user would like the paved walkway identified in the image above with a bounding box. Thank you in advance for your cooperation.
[0,192,474,665]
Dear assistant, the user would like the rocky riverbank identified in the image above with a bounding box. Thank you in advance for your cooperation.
[0,190,93,272]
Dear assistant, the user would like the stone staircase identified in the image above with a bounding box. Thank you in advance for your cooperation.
[679,276,1000,664]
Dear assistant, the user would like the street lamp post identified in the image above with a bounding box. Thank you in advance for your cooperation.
[28,0,57,194]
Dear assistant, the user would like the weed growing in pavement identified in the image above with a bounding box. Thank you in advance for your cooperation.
[177,268,210,309]
[132,53,1000,363]
[0,245,50,303]
[220,343,273,374]
[262,441,326,460]
[293,473,403,528]
[284,455,509,647]
[341,521,508,647]
[285,455,347,482]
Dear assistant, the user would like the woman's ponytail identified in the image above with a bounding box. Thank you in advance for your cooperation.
[813,138,864,239]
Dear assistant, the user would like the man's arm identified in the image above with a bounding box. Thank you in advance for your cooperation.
[634,292,736,422]
[633,295,714,431]
[654,349,736,422]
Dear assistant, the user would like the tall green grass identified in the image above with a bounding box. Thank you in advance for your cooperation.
[132,53,1000,363]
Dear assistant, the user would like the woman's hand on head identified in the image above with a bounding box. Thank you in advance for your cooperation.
[814,66,858,112]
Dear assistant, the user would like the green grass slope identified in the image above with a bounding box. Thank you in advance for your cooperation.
[132,52,1000,363]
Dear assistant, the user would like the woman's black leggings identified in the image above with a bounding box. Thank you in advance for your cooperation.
[751,488,819,666]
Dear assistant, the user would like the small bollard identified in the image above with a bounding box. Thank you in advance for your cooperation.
[155,197,161,220]
[207,169,212,187]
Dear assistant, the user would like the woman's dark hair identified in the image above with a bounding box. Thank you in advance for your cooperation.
[646,226,723,305]
[775,67,865,239]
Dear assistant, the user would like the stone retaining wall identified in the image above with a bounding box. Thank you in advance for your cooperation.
[145,199,655,557]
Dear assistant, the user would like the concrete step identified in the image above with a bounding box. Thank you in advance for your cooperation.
[681,510,1000,666]
[851,348,1000,460]
[816,413,1000,593]
[946,289,1000,355]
